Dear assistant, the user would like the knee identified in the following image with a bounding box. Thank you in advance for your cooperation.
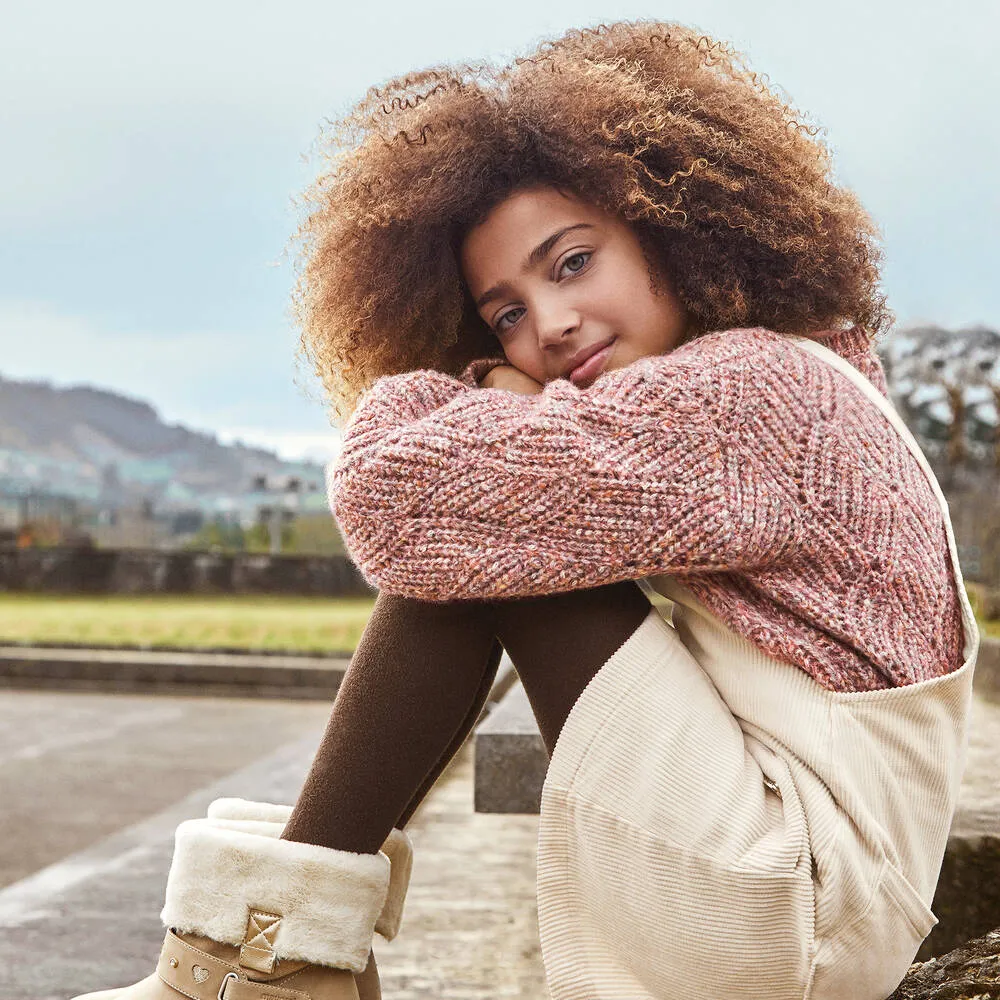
[373,590,494,628]
[490,580,649,638]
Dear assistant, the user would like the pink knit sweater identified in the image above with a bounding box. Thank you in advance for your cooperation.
[328,326,965,692]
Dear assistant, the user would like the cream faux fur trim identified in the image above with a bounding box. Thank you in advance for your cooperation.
[160,818,390,973]
[206,816,286,838]
[204,799,413,941]
[207,797,293,825]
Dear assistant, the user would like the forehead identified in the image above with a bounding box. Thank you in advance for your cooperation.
[460,186,610,293]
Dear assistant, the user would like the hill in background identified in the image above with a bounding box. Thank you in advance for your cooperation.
[0,374,326,516]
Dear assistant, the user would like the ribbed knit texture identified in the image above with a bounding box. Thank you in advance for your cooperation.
[328,326,965,693]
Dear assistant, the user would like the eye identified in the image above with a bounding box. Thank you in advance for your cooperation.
[558,251,592,277]
[494,306,525,334]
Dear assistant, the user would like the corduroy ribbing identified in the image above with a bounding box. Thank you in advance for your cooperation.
[537,608,815,1000]
[537,590,975,999]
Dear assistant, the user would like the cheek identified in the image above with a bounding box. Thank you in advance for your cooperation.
[500,338,546,380]
[588,261,653,327]
[600,288,658,340]
[609,297,685,362]
[633,282,687,350]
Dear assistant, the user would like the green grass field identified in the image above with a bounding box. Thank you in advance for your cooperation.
[0,593,377,654]
[0,590,995,653]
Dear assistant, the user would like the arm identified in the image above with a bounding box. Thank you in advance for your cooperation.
[328,336,797,600]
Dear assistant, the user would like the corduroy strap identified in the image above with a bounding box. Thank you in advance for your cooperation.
[155,930,310,1000]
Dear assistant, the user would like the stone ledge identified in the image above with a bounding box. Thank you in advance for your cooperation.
[889,924,1000,999]
[0,644,350,700]
[920,833,1000,960]
[474,681,547,814]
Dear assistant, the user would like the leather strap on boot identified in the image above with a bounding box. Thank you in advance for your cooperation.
[156,931,310,1000]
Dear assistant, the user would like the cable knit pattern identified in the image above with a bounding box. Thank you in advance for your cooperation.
[328,326,964,692]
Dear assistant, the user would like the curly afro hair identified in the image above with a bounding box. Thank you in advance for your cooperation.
[292,20,891,424]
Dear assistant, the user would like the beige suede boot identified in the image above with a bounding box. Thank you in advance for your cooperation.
[72,815,393,1000]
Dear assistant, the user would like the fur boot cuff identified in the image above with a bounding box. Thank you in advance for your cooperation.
[204,798,413,940]
[208,797,292,825]
[160,818,390,973]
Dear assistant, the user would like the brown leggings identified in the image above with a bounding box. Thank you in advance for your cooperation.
[282,580,651,853]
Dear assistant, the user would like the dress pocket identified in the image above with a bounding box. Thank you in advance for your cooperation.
[880,855,938,940]
[807,854,937,1000]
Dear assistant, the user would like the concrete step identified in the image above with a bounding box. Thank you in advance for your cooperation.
[0,644,352,699]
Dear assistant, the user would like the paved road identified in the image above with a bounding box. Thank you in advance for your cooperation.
[0,689,546,1000]
[0,689,333,889]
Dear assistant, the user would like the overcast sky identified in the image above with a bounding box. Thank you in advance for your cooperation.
[1,0,996,461]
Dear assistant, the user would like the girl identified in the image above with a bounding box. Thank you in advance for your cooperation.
[75,20,978,1000]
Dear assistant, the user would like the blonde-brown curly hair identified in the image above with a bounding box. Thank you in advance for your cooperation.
[292,20,891,424]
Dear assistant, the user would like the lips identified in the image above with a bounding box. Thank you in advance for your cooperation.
[566,339,616,388]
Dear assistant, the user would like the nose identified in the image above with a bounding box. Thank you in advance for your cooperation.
[534,295,580,350]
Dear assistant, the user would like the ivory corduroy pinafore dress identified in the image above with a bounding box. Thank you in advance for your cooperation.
[535,336,979,1000]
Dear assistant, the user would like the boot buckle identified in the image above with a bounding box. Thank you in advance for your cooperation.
[218,971,239,999]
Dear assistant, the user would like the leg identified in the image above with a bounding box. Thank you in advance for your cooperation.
[282,582,649,998]
[282,592,501,853]
[282,594,502,1000]
[491,580,652,756]
[283,579,651,849]
[393,636,504,829]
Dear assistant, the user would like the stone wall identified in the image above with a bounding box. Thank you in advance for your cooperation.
[0,546,373,597]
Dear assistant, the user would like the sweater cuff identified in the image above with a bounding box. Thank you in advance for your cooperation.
[459,356,508,388]
[349,369,471,429]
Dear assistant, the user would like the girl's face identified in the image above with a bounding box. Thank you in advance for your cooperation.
[460,185,690,388]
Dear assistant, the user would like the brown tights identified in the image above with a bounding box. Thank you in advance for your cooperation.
[280,581,651,993]
[283,580,651,851]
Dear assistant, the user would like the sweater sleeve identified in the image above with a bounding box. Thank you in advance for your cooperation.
[328,337,799,600]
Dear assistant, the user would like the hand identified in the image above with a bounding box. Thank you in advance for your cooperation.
[479,365,544,395]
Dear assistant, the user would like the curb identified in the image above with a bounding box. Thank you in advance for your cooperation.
[0,645,523,707]
[1,633,994,704]
[0,645,351,701]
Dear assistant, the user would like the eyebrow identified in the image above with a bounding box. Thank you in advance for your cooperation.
[474,223,595,310]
